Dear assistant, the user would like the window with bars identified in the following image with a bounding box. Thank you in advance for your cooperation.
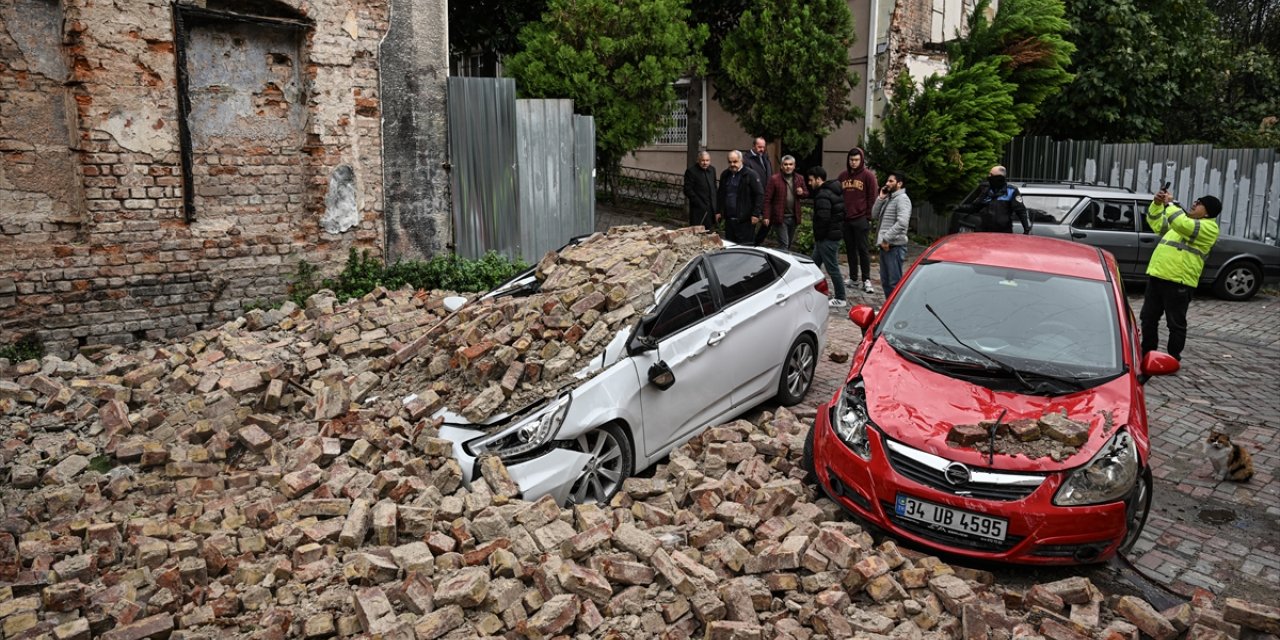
[655,88,689,146]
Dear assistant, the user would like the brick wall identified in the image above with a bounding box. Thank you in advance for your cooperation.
[0,0,391,356]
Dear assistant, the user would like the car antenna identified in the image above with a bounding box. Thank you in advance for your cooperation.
[989,409,1006,466]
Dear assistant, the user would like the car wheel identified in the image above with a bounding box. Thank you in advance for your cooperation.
[1117,467,1153,556]
[565,423,634,506]
[776,334,817,406]
[801,424,817,483]
[1212,261,1262,301]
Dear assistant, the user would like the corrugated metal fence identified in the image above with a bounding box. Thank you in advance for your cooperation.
[1005,136,1280,245]
[447,78,596,262]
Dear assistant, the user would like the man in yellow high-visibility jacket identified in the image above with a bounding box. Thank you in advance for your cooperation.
[1141,189,1221,362]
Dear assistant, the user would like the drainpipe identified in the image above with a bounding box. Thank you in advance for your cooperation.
[863,0,878,141]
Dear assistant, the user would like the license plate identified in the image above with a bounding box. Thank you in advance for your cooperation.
[894,494,1008,542]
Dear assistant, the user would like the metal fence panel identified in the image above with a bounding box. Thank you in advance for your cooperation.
[515,99,595,262]
[1006,137,1280,245]
[573,115,596,238]
[448,77,519,259]
[448,79,595,261]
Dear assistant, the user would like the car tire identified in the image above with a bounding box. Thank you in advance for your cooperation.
[801,424,817,483]
[1117,467,1153,557]
[1212,260,1262,301]
[565,422,634,506]
[776,334,817,406]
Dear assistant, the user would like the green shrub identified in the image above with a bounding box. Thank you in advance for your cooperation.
[0,335,44,363]
[290,250,529,304]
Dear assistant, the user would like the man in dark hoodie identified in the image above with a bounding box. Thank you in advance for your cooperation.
[838,148,879,294]
[807,166,848,307]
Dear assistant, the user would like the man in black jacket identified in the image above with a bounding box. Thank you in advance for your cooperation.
[806,166,848,306]
[953,165,1031,234]
[717,150,764,244]
[683,151,717,229]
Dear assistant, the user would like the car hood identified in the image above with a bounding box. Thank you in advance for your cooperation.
[860,338,1136,473]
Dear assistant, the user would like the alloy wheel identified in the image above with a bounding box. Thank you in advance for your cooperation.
[568,428,626,505]
[785,340,815,398]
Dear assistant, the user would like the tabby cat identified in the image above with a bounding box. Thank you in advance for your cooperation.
[1205,431,1254,482]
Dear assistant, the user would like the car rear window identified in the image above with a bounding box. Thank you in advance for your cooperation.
[1023,195,1082,225]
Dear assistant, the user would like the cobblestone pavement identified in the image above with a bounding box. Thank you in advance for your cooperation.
[596,209,1279,601]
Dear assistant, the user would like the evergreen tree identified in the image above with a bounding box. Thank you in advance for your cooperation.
[717,0,860,157]
[949,0,1074,122]
[865,63,1020,208]
[506,0,707,174]
[448,0,547,72]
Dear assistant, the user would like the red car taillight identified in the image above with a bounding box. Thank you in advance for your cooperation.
[814,280,830,295]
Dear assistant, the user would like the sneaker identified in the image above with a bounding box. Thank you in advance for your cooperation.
[862,280,874,294]
[844,278,856,289]
[828,298,848,308]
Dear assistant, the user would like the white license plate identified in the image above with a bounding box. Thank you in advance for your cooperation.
[894,494,1008,542]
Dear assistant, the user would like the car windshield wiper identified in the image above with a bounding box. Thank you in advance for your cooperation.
[924,304,1035,392]
[924,305,1089,393]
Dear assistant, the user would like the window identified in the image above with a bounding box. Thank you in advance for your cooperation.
[648,263,715,340]
[660,94,691,146]
[708,252,777,307]
[1022,195,1081,225]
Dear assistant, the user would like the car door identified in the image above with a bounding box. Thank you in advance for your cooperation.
[1068,199,1141,277]
[630,259,732,457]
[704,250,790,406]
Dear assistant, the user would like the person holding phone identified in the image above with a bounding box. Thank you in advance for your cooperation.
[1140,184,1221,362]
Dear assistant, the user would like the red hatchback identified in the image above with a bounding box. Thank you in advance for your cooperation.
[804,234,1180,564]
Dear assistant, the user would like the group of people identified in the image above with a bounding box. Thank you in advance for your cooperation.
[683,140,1221,364]
[682,141,915,308]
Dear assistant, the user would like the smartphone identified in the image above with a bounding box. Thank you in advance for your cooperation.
[1160,181,1171,191]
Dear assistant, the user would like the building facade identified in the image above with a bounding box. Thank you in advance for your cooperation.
[1,0,450,356]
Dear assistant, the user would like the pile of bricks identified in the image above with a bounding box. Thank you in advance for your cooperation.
[382,225,722,422]
[945,410,1102,462]
[2,227,1279,639]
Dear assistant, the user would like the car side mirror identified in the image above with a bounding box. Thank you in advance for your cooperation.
[1140,351,1180,379]
[848,305,876,330]
[627,315,660,356]
[648,361,675,390]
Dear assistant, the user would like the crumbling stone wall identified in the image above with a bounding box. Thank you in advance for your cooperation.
[0,0,396,357]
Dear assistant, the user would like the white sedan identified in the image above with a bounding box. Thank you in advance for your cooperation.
[437,244,831,505]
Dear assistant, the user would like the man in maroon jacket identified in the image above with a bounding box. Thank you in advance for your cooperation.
[757,155,808,248]
[838,148,879,294]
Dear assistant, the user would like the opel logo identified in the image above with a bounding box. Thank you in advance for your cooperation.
[943,462,972,486]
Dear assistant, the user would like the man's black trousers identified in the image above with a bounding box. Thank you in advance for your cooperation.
[1140,276,1193,360]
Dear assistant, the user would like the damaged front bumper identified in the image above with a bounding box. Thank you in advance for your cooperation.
[438,425,592,505]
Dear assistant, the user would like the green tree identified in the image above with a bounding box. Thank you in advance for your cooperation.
[949,0,1074,122]
[507,0,708,175]
[717,0,861,157]
[1031,0,1219,143]
[865,63,1020,208]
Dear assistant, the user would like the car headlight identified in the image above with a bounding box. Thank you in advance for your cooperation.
[466,394,572,459]
[1053,429,1139,506]
[833,380,872,460]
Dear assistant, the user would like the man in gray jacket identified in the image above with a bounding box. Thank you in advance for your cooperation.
[872,172,911,297]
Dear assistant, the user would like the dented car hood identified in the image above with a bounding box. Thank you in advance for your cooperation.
[860,339,1138,472]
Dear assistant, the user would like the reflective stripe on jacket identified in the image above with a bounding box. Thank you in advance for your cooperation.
[1145,201,1219,287]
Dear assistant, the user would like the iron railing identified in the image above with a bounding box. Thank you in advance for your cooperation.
[599,166,686,210]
